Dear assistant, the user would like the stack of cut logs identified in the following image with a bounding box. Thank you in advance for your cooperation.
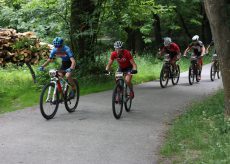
[0,28,51,67]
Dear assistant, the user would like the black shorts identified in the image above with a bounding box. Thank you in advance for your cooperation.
[117,66,133,73]
[169,52,177,59]
[60,60,72,71]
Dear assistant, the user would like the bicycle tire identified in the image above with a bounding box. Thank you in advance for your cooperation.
[40,83,59,120]
[188,66,195,85]
[112,83,123,119]
[172,65,180,85]
[160,65,169,88]
[64,79,80,113]
[216,63,220,79]
[196,69,201,82]
[210,63,216,81]
[124,84,132,112]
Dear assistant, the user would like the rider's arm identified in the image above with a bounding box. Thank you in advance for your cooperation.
[206,44,211,54]
[130,59,137,70]
[70,57,76,70]
[159,47,165,57]
[106,59,114,71]
[41,58,53,68]
[201,46,205,56]
[41,49,56,68]
[183,46,191,56]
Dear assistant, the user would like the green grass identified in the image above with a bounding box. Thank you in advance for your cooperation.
[160,90,230,163]
[0,68,39,113]
[0,54,212,113]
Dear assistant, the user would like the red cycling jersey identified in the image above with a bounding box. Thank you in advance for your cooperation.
[162,42,180,55]
[110,49,133,69]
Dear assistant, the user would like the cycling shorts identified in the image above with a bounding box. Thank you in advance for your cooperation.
[117,66,133,74]
[60,60,72,71]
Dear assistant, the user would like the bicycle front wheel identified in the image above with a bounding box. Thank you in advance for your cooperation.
[160,65,169,88]
[64,79,80,113]
[40,83,59,120]
[188,66,195,85]
[210,63,216,81]
[124,84,132,112]
[112,83,123,119]
[196,69,201,82]
[172,65,180,85]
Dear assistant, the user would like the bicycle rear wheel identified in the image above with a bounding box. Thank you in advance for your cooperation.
[210,63,216,81]
[196,69,201,82]
[124,84,132,112]
[216,63,220,79]
[172,65,180,85]
[40,83,59,120]
[64,79,80,113]
[160,65,169,88]
[112,83,123,119]
[188,66,195,85]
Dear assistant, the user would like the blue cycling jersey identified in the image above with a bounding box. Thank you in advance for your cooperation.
[49,45,74,61]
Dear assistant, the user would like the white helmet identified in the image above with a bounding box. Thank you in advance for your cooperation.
[163,37,172,46]
[192,35,199,41]
[114,41,123,49]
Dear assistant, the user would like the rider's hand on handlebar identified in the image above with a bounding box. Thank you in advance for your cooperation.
[131,70,138,74]
[65,68,73,73]
[104,70,110,75]
[183,55,188,58]
[38,66,45,71]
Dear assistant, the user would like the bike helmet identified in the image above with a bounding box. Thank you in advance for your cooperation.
[114,41,123,49]
[192,35,199,41]
[53,37,64,48]
[163,37,172,46]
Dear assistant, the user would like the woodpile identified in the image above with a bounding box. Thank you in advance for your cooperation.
[0,28,51,67]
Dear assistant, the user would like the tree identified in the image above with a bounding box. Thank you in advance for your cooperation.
[102,0,167,53]
[70,0,104,61]
[204,0,230,115]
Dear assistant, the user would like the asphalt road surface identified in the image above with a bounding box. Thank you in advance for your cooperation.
[0,64,223,164]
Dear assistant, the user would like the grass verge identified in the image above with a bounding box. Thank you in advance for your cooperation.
[160,90,230,163]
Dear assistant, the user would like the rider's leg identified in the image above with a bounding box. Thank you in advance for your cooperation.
[66,72,76,90]
[198,58,203,74]
[170,57,177,77]
[197,58,203,80]
[125,74,133,89]
[125,74,134,98]
[58,72,65,78]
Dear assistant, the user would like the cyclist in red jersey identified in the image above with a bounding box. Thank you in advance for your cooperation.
[159,37,181,72]
[105,41,137,98]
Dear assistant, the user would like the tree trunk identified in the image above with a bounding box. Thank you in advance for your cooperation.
[25,63,36,83]
[201,2,212,44]
[153,14,162,47]
[70,0,99,62]
[125,27,145,53]
[174,8,192,39]
[125,27,135,51]
[204,0,230,115]
[134,29,145,53]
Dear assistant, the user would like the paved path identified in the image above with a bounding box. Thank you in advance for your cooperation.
[0,64,223,164]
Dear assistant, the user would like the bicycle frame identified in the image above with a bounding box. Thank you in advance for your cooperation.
[115,72,127,99]
[46,69,71,103]
[190,55,203,72]
[212,54,219,65]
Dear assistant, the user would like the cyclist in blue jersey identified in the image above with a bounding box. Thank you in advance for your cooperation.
[39,37,77,98]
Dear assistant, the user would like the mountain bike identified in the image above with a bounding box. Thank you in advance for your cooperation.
[159,54,180,88]
[39,69,80,120]
[210,54,220,81]
[187,55,202,85]
[111,72,134,119]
